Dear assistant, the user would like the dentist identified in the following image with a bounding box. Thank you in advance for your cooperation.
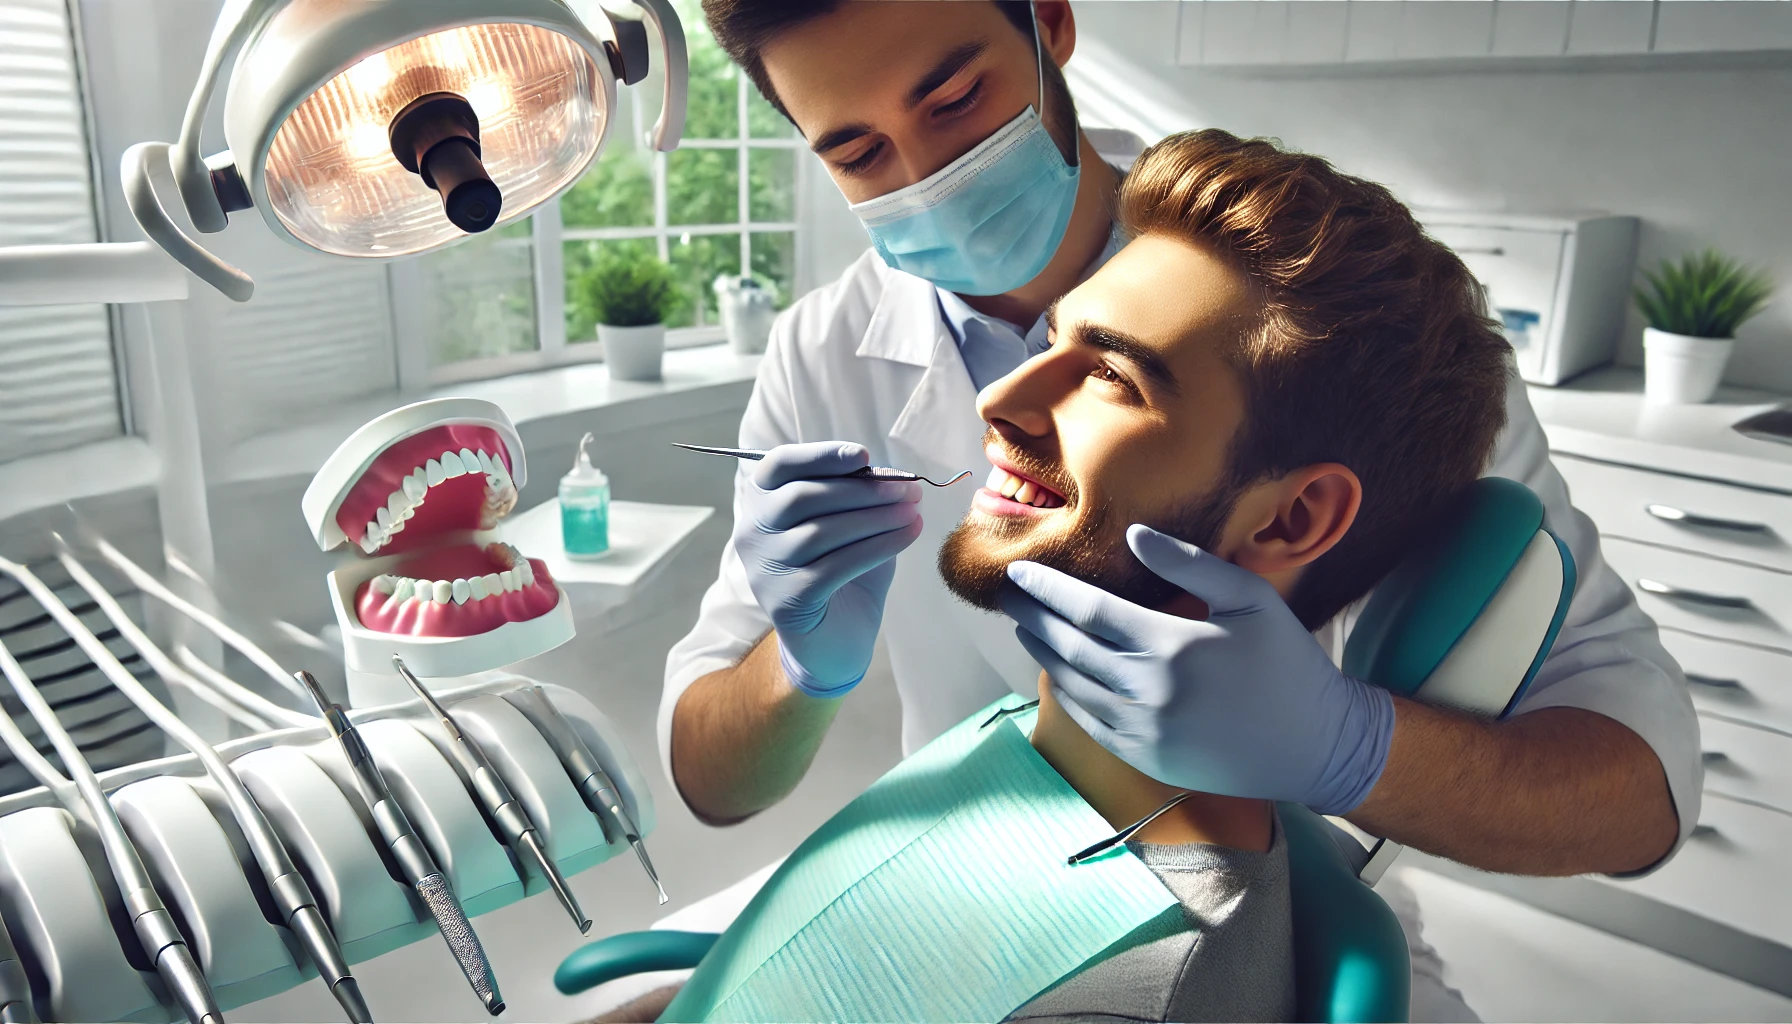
[662,0,1697,1004]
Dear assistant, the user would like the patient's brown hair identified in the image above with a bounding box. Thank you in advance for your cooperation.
[1121,130,1512,630]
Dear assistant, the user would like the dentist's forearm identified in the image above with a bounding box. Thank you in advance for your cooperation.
[1347,698,1678,876]
[669,633,842,826]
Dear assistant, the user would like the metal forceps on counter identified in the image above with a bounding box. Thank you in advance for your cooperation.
[391,656,590,934]
[293,670,505,1015]
[502,683,667,904]
[671,443,974,488]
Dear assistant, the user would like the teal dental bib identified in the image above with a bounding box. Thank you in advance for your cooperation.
[660,697,1179,1023]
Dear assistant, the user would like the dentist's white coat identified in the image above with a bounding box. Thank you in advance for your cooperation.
[660,249,1702,857]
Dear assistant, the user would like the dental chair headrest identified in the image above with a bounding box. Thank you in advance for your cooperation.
[1343,477,1575,719]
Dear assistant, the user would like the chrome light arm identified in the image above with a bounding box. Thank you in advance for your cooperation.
[633,0,687,151]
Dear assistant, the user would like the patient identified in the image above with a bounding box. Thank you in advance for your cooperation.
[598,129,1511,1023]
[934,128,1512,1022]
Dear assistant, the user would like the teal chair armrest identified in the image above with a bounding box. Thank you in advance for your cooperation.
[1281,803,1411,1023]
[555,930,720,995]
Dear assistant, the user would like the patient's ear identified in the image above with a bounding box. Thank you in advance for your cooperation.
[1230,463,1360,575]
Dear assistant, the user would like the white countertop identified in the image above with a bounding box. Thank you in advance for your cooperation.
[499,498,716,615]
[1527,367,1792,494]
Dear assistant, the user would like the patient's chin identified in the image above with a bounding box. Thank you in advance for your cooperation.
[937,524,1013,611]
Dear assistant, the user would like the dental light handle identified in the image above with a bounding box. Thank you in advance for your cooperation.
[122,142,255,302]
[0,569,225,1024]
[53,548,370,1024]
[632,0,687,151]
[173,0,281,233]
[299,674,505,1015]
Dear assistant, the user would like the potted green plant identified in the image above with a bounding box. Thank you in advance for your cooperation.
[713,274,777,355]
[581,248,676,382]
[1636,249,1774,404]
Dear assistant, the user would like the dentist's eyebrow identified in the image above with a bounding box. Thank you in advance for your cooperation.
[811,123,874,155]
[905,41,988,111]
[1073,322,1180,396]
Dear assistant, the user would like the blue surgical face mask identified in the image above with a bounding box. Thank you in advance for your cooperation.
[847,5,1080,296]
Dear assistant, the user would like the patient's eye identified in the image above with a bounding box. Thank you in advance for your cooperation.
[1090,362,1138,398]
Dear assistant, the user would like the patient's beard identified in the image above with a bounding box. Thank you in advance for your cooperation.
[938,481,1242,613]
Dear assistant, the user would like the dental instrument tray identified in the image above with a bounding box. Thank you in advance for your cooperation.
[302,398,576,682]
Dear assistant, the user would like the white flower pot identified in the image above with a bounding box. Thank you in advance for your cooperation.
[717,285,776,355]
[600,322,665,382]
[1643,327,1733,405]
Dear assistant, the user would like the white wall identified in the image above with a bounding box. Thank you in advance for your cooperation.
[1065,2,1792,392]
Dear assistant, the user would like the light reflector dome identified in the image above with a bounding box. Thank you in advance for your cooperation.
[264,22,604,257]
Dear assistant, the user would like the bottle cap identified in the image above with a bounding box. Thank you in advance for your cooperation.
[565,432,607,485]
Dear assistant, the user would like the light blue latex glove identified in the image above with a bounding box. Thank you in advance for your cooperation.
[1000,524,1395,815]
[735,442,923,698]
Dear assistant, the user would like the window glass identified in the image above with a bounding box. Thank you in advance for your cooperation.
[748,149,796,223]
[564,237,657,343]
[677,0,739,140]
[561,146,654,229]
[746,85,796,139]
[750,232,796,310]
[668,233,740,328]
[666,148,738,226]
[420,221,538,364]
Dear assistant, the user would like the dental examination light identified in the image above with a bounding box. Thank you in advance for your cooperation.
[120,0,689,302]
[51,545,372,1024]
[0,561,224,1024]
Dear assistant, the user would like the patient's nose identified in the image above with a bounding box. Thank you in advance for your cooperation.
[976,361,1055,439]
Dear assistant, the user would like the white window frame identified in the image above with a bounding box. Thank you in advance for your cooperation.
[417,73,803,389]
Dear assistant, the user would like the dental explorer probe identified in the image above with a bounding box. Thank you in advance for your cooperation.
[52,547,373,1024]
[391,656,590,934]
[0,564,223,1024]
[502,683,667,904]
[293,670,506,1015]
[671,443,974,488]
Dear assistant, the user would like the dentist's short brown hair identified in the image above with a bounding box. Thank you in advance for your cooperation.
[1121,129,1512,629]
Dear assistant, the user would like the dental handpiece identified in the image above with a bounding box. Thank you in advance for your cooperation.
[51,548,371,1023]
[0,565,222,1024]
[0,897,35,1024]
[293,671,505,1016]
[391,657,590,934]
[502,684,667,904]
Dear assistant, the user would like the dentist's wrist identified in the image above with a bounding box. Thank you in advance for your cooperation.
[776,637,863,700]
[1308,677,1397,816]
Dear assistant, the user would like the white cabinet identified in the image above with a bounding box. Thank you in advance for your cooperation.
[1491,0,1572,54]
[1566,0,1658,53]
[1176,0,1792,65]
[1654,0,1792,51]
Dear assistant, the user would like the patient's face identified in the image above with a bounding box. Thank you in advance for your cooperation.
[939,233,1258,610]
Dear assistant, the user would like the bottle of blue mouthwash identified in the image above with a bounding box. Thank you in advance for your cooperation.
[560,432,610,559]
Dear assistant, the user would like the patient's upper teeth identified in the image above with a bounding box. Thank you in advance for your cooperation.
[451,578,471,605]
[481,572,502,597]
[469,575,490,601]
[1014,481,1037,505]
[985,467,1005,491]
[1000,473,1021,498]
[477,450,496,475]
[403,473,426,501]
[499,569,518,591]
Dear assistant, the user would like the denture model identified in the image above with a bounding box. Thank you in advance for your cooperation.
[302,398,576,702]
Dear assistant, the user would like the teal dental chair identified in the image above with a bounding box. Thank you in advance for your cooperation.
[558,477,1575,1023]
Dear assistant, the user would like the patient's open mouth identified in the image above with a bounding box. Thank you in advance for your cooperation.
[353,541,559,637]
[976,457,1069,514]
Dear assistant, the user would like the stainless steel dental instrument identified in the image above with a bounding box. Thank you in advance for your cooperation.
[293,670,505,1015]
[0,561,224,1024]
[502,683,667,904]
[391,656,590,934]
[1066,792,1194,866]
[52,546,372,1023]
[671,443,973,488]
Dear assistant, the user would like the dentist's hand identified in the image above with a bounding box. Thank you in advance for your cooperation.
[736,442,923,699]
[1000,525,1395,815]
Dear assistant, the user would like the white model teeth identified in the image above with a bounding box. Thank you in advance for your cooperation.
[357,447,516,553]
[368,564,538,607]
[985,466,1064,509]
